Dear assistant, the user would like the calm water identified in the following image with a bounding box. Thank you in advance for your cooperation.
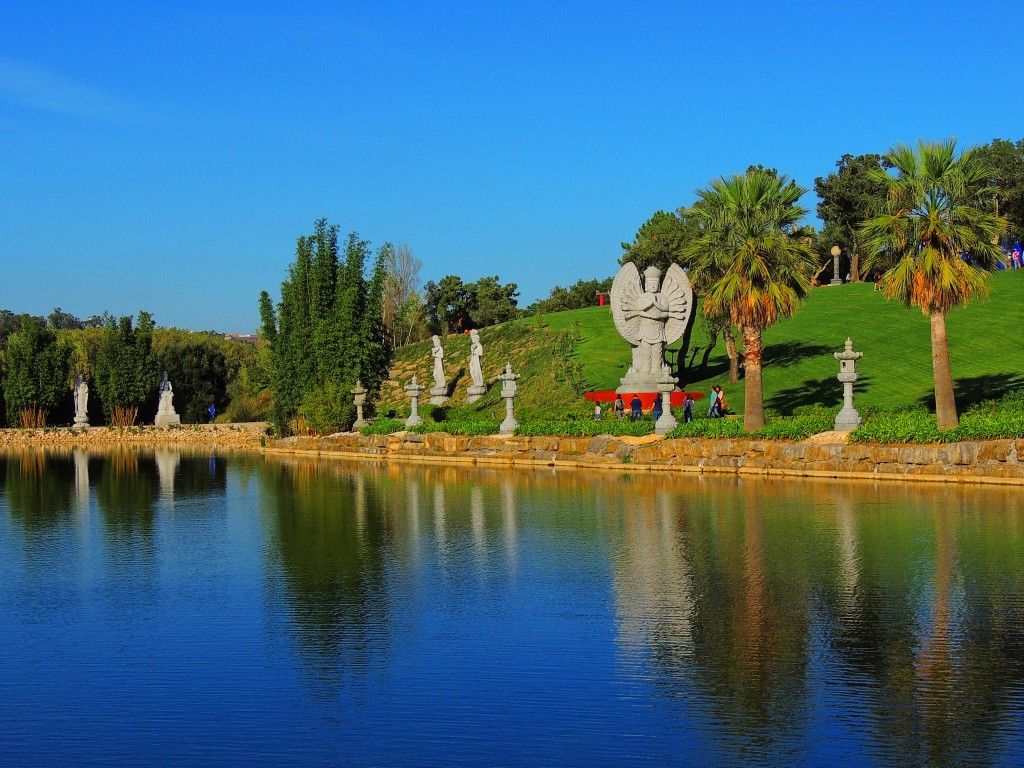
[1,450,1023,767]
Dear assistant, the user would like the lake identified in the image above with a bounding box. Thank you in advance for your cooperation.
[1,449,1023,766]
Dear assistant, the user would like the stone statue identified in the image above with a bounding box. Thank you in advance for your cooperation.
[431,336,446,389]
[611,263,692,394]
[73,373,90,428]
[466,329,486,403]
[155,371,181,426]
[429,335,448,405]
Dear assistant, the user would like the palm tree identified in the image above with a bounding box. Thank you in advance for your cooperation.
[860,139,1006,430]
[685,168,816,431]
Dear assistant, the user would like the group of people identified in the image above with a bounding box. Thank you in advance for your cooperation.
[593,386,727,423]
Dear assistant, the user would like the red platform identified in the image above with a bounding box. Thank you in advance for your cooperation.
[584,390,704,409]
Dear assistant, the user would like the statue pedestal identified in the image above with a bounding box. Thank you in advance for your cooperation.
[155,409,181,426]
[72,416,90,429]
[466,385,486,404]
[616,369,673,397]
[429,387,449,406]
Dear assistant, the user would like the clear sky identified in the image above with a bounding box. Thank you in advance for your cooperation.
[2,1,1021,332]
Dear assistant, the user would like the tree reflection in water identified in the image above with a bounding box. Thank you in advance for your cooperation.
[608,475,1024,766]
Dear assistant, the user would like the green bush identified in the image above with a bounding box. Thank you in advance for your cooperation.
[299,381,355,435]
[409,419,499,436]
[849,398,1024,444]
[664,418,745,440]
[753,404,839,440]
[514,418,654,437]
[360,418,405,435]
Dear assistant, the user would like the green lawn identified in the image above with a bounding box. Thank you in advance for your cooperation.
[384,271,1024,420]
[542,270,1024,416]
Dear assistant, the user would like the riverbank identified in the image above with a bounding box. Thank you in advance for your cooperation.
[0,423,267,450]
[3,425,1021,485]
[266,431,1024,486]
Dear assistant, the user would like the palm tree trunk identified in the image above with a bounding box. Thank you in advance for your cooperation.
[930,310,958,430]
[725,327,739,384]
[742,326,764,431]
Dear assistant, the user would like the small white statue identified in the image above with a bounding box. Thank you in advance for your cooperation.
[73,373,89,428]
[469,330,484,389]
[431,335,446,390]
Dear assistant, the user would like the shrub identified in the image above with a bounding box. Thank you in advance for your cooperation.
[360,418,406,435]
[664,418,745,440]
[298,381,355,435]
[409,419,499,436]
[515,418,654,437]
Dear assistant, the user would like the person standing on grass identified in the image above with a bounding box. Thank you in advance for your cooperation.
[614,395,625,420]
[208,404,216,423]
[708,385,725,418]
[629,394,642,421]
[683,392,694,423]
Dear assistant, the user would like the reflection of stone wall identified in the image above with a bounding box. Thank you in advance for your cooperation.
[269,433,1024,484]
[0,424,265,450]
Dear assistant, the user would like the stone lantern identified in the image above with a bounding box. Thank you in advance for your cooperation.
[404,376,426,428]
[498,363,520,435]
[351,379,368,429]
[654,373,678,435]
[834,338,863,431]
[830,245,843,285]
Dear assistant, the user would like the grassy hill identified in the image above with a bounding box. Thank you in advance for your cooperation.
[382,270,1024,419]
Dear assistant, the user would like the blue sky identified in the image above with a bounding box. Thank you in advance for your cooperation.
[2,1,1021,331]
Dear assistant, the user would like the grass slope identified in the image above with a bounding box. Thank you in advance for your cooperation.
[383,271,1024,419]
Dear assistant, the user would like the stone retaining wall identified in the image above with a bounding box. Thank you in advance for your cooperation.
[267,432,1024,485]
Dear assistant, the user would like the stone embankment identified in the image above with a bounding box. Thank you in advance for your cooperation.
[267,431,1024,485]
[0,423,267,450]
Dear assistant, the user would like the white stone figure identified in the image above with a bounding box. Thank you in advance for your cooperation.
[73,374,90,428]
[467,329,486,403]
[155,371,181,426]
[429,335,449,405]
[611,263,692,395]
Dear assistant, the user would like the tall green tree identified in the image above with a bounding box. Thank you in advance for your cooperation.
[620,209,694,271]
[261,220,393,434]
[94,312,156,426]
[469,275,520,328]
[815,154,890,282]
[976,138,1024,240]
[685,168,816,430]
[1,316,69,427]
[424,275,477,335]
[861,139,1006,430]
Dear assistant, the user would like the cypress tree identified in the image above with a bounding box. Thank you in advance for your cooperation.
[94,312,156,426]
[261,220,392,435]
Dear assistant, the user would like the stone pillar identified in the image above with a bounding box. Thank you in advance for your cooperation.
[654,374,678,435]
[834,337,863,431]
[351,379,368,429]
[498,363,520,435]
[404,376,426,428]
[830,245,843,286]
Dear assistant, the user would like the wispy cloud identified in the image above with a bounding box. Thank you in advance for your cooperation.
[0,55,138,121]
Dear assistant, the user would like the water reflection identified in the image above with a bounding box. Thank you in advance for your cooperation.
[2,451,1024,765]
[259,460,391,696]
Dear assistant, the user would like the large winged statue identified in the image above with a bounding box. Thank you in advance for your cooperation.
[611,263,693,393]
